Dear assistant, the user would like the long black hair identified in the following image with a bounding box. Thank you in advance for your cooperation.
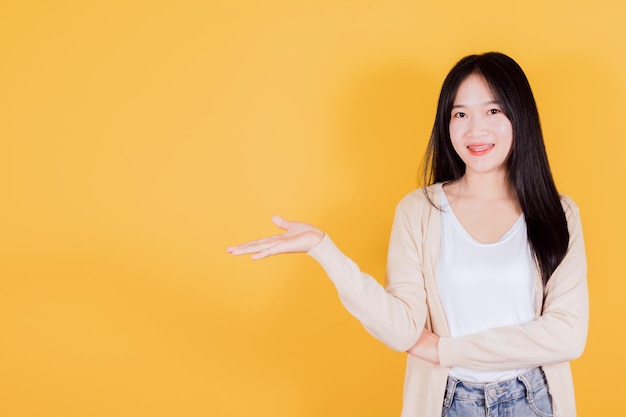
[422,52,569,286]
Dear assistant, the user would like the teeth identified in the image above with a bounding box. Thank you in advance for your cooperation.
[468,144,493,151]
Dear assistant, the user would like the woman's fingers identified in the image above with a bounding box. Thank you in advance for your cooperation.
[271,215,291,230]
[227,216,324,259]
[407,328,440,365]
[226,237,278,255]
[227,234,279,251]
[250,242,284,260]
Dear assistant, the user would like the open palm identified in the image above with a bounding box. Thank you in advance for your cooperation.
[227,215,324,260]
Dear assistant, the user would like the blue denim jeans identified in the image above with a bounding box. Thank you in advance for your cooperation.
[441,367,553,417]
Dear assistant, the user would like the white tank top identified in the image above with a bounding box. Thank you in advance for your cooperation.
[437,189,535,382]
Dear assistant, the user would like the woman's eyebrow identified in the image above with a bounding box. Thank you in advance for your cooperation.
[451,100,501,109]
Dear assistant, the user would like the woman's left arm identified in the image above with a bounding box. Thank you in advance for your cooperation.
[413,197,588,370]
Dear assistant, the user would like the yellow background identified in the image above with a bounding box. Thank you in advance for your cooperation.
[1,1,624,416]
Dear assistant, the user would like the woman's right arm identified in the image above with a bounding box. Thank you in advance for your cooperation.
[228,197,429,352]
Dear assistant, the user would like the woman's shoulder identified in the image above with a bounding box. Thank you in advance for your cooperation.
[559,193,581,216]
[559,194,583,232]
[396,183,443,213]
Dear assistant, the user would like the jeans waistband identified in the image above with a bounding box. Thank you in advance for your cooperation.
[443,367,549,408]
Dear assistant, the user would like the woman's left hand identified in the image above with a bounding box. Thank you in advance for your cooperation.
[407,328,440,365]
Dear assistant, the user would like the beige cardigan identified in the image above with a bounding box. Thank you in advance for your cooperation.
[308,183,588,417]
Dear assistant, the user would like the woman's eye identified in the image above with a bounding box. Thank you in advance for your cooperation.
[488,108,501,115]
[453,112,467,118]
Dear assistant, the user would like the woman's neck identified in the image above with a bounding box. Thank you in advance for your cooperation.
[455,171,516,201]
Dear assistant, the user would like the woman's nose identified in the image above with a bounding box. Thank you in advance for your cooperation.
[466,116,488,138]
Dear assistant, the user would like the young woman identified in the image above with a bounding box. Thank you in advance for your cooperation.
[227,52,588,417]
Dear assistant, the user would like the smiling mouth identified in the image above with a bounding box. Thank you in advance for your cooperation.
[467,144,494,155]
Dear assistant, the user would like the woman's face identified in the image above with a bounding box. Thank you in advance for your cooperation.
[449,73,513,178]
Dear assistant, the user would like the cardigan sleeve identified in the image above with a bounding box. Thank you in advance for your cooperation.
[438,196,589,370]
[307,193,429,352]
